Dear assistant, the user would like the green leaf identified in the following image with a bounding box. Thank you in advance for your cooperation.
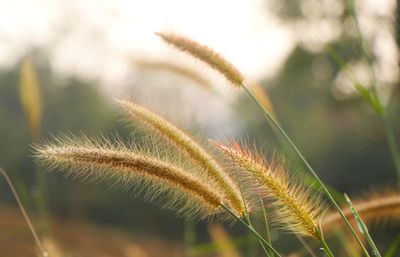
[344,194,382,257]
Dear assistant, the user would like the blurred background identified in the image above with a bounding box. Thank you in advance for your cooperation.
[0,0,399,256]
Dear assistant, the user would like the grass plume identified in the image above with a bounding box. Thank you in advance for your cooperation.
[117,99,246,217]
[34,135,225,218]
[214,141,324,239]
[156,32,244,87]
[20,56,42,139]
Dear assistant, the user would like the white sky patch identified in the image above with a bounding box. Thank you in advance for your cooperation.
[0,0,294,87]
[0,0,396,132]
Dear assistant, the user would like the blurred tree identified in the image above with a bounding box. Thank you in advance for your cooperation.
[236,0,398,191]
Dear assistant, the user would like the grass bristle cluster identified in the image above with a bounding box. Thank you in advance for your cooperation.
[156,32,244,87]
[214,141,324,238]
[323,188,400,231]
[34,135,224,219]
[117,99,246,217]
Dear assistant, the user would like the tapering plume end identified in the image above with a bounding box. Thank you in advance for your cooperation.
[116,99,247,218]
[34,136,226,219]
[213,140,324,238]
[156,32,244,88]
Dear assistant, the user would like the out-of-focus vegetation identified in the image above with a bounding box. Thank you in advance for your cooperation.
[0,0,399,256]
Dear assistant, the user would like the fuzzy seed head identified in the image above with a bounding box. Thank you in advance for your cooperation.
[214,141,324,238]
[117,99,246,217]
[156,32,244,87]
[34,136,224,218]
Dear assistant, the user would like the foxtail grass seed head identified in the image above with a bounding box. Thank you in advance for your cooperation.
[34,136,225,218]
[117,99,246,217]
[214,141,324,238]
[156,32,244,87]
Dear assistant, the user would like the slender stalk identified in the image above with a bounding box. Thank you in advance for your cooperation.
[345,194,382,257]
[328,46,400,178]
[260,197,274,257]
[316,231,335,257]
[0,167,47,257]
[241,85,371,257]
[234,171,270,256]
[343,0,400,179]
[221,204,281,257]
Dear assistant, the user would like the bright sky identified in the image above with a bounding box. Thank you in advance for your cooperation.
[0,0,295,87]
[0,0,397,87]
[0,0,397,132]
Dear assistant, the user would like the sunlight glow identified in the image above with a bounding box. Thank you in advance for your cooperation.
[0,0,294,87]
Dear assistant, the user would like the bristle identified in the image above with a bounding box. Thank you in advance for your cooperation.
[117,100,246,217]
[34,136,224,218]
[322,189,400,231]
[214,141,323,238]
[156,32,244,87]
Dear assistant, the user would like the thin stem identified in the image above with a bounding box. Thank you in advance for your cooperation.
[344,0,376,86]
[260,197,274,257]
[343,0,400,179]
[221,204,281,257]
[242,85,371,257]
[0,167,48,257]
[317,231,335,257]
[344,194,382,257]
[234,171,270,256]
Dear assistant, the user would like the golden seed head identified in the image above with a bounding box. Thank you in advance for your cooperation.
[34,136,224,218]
[214,141,323,238]
[156,32,244,88]
[117,99,247,217]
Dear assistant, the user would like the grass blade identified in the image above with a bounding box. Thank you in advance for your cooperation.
[344,194,382,257]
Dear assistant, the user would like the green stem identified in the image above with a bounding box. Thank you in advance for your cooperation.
[234,172,270,256]
[345,194,382,257]
[221,204,281,257]
[344,0,400,179]
[242,85,371,257]
[0,167,48,257]
[317,231,335,257]
[260,197,274,257]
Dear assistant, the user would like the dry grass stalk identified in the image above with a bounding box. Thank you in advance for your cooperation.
[156,32,244,87]
[214,141,323,238]
[35,136,224,218]
[117,100,246,217]
[322,189,400,231]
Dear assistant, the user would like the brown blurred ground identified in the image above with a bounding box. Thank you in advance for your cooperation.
[0,207,185,257]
